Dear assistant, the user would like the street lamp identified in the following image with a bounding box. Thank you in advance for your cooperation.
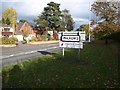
[88,2,92,43]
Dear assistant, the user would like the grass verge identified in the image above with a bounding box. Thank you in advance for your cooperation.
[2,40,119,88]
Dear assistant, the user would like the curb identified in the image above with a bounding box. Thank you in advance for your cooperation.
[0,44,17,48]
[28,41,59,45]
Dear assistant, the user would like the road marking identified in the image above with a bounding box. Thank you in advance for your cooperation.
[10,55,14,57]
[1,46,59,59]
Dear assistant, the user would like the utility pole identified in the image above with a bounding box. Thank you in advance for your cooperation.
[88,2,91,43]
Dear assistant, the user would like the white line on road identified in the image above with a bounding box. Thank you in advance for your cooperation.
[2,46,58,59]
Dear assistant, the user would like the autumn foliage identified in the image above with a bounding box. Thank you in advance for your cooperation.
[91,1,120,39]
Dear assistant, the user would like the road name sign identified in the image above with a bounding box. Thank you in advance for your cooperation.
[58,31,86,60]
[59,31,85,48]
[61,36,80,42]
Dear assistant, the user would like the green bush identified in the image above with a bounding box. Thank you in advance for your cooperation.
[29,37,36,42]
[1,37,18,44]
[41,34,47,41]
[2,37,10,44]
[10,37,18,42]
[9,37,18,44]
[22,40,27,44]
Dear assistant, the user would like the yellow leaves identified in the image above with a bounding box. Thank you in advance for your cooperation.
[2,8,17,25]
[93,20,119,37]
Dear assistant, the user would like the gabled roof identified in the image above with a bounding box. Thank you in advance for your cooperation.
[18,22,24,31]
[28,22,35,28]
[15,22,24,35]
[15,22,35,35]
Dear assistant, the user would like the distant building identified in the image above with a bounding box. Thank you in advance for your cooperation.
[15,22,36,41]
[0,24,14,38]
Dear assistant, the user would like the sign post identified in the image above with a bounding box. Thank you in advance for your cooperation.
[62,48,64,59]
[78,48,80,61]
[59,31,85,60]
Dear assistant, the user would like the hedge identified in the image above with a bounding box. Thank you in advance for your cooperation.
[0,37,18,44]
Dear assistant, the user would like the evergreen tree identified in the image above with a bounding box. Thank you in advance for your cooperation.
[6,18,11,25]
[34,2,63,32]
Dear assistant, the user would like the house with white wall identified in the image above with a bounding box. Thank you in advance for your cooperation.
[0,24,14,38]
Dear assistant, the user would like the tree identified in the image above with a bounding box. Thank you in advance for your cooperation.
[6,18,11,25]
[34,2,63,32]
[2,18,5,24]
[21,25,29,41]
[62,9,74,31]
[77,24,92,38]
[2,8,17,25]
[91,0,119,39]
[19,19,28,23]
[0,20,1,24]
[22,30,29,41]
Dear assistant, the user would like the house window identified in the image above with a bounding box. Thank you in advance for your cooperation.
[3,28,10,32]
[2,35,9,37]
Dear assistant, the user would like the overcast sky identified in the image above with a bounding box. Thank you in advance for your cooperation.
[0,0,94,29]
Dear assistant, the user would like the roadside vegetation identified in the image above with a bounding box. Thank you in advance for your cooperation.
[2,40,119,88]
[0,37,18,45]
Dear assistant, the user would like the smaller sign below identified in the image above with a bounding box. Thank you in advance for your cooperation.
[59,41,83,49]
[61,36,80,42]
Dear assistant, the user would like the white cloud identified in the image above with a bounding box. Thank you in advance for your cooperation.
[73,17,89,22]
[1,0,23,2]
[17,0,54,16]
[1,0,92,25]
[2,0,91,18]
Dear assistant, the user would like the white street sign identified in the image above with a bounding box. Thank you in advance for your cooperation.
[58,31,86,42]
[58,31,86,59]
[61,36,80,42]
[59,41,83,49]
[79,32,86,42]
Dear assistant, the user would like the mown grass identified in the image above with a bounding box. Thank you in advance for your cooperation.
[2,40,119,88]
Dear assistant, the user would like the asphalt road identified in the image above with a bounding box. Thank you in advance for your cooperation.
[1,43,61,67]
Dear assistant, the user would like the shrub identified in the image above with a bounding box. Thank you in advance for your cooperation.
[2,37,10,44]
[47,34,51,41]
[36,36,41,41]
[41,34,47,41]
[53,32,58,40]
[10,37,18,42]
[1,37,18,44]
[9,37,18,44]
[22,40,27,44]
[29,37,37,42]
